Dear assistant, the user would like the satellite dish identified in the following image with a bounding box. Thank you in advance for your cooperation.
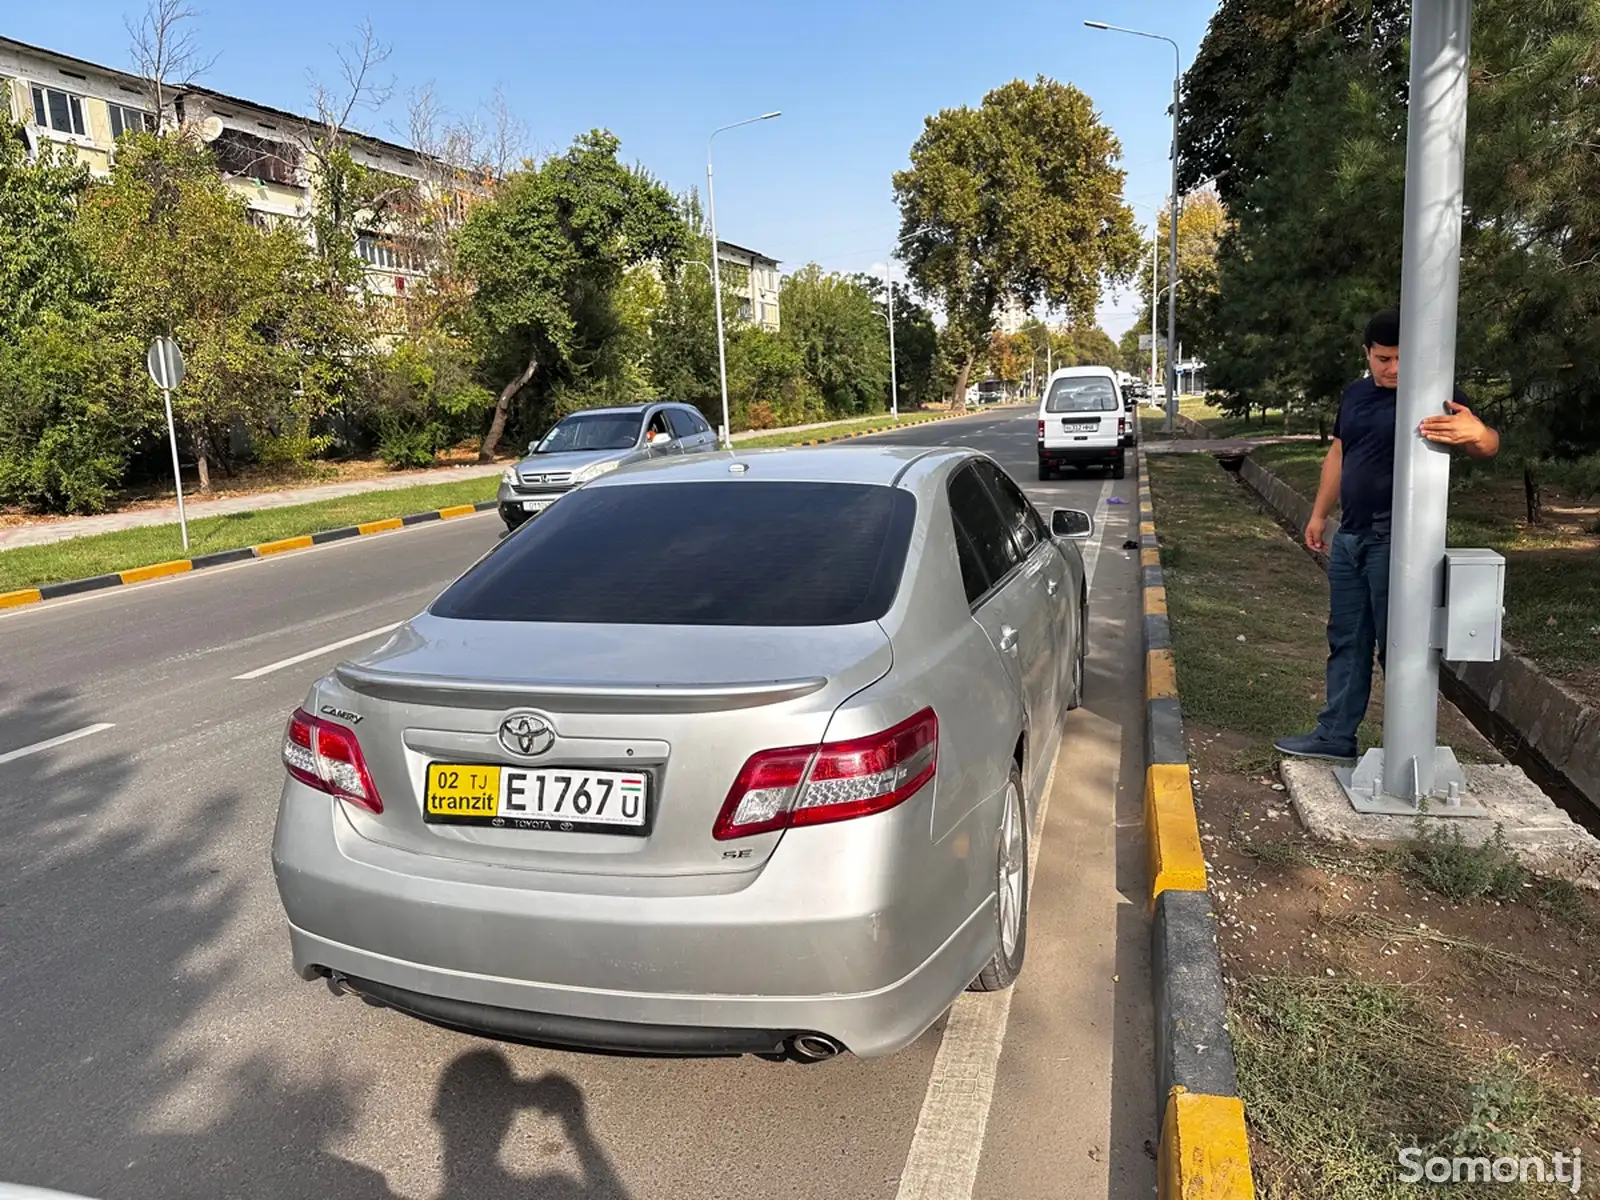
[197,116,224,142]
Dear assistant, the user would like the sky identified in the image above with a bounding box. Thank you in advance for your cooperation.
[12,0,1220,338]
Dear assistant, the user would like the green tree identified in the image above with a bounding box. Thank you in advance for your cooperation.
[0,119,95,343]
[893,76,1141,405]
[0,312,146,513]
[74,131,321,491]
[1119,326,1147,376]
[780,265,891,417]
[455,129,686,459]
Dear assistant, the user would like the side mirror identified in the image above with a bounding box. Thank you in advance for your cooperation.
[1052,508,1094,540]
[649,432,673,447]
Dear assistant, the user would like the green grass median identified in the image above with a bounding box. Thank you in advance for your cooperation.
[0,476,499,593]
[1250,441,1600,703]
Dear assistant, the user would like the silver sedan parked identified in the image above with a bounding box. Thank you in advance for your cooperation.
[496,402,719,531]
[273,444,1094,1060]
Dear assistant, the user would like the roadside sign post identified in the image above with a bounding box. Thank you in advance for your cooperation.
[1336,0,1488,816]
[146,337,189,552]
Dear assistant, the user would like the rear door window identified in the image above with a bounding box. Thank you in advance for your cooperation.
[974,460,1044,557]
[947,464,1020,603]
[432,482,917,626]
[667,408,702,439]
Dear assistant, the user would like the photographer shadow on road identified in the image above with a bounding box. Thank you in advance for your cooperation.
[432,1048,630,1200]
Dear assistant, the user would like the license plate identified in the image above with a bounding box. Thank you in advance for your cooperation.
[522,498,553,513]
[424,763,649,833]
[1063,421,1098,432]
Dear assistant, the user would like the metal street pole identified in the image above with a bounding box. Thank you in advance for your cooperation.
[707,111,781,449]
[886,275,899,418]
[1150,237,1158,393]
[1086,22,1183,432]
[1381,0,1474,803]
[161,386,189,551]
[1166,71,1181,433]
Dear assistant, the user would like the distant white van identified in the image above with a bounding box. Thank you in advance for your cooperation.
[1036,366,1127,481]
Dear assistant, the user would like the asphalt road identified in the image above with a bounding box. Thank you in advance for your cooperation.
[0,409,1154,1200]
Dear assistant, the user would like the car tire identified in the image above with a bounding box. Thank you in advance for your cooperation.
[1066,599,1087,711]
[969,763,1028,992]
[1112,458,1127,480]
[1037,460,1051,481]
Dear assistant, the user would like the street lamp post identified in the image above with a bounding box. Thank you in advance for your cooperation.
[1086,19,1182,433]
[886,276,899,419]
[1150,237,1159,395]
[707,111,781,448]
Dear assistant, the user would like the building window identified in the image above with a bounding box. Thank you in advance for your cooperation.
[30,86,87,137]
[737,299,753,322]
[760,302,776,325]
[245,209,276,231]
[357,232,420,273]
[108,103,156,139]
[212,128,300,186]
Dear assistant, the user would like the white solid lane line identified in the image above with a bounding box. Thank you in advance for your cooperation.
[894,473,1115,1200]
[233,622,403,681]
[0,723,116,767]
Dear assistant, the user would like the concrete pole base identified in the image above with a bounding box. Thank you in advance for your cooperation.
[1335,746,1487,817]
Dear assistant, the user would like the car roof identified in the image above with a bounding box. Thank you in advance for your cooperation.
[1048,365,1117,380]
[586,443,975,492]
[558,404,660,417]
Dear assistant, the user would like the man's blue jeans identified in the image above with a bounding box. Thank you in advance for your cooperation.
[1315,530,1391,750]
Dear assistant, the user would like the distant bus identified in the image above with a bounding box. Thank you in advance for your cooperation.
[976,379,1011,404]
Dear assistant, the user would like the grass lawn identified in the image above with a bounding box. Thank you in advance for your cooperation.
[1180,394,1324,440]
[1147,454,1496,761]
[1149,453,1600,1198]
[1250,443,1600,704]
[735,410,952,448]
[0,476,498,593]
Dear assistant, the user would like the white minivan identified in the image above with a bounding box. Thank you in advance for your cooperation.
[1036,366,1128,481]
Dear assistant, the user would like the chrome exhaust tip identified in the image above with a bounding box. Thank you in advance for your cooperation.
[787,1033,843,1062]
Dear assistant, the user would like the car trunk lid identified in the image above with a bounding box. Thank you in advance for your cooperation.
[314,614,893,877]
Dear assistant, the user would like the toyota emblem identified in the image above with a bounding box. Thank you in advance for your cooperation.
[498,713,555,757]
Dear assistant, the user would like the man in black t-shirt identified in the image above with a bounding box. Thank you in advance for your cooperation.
[1274,310,1501,761]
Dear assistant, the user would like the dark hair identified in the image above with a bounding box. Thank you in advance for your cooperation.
[1364,309,1400,348]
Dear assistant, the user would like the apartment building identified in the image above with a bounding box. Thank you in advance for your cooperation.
[716,240,781,332]
[996,299,1031,335]
[1,35,454,302]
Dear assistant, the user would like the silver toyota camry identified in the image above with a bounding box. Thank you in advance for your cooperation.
[272,444,1094,1061]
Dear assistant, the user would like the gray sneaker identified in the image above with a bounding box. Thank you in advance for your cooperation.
[1273,732,1357,762]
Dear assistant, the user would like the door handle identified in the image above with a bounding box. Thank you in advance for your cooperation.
[998,625,1019,654]
[1046,577,1059,596]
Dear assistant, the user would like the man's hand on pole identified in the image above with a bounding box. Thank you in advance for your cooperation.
[1420,400,1499,457]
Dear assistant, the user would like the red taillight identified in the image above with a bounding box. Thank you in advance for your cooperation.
[282,709,383,813]
[713,708,938,840]
[1119,416,1127,436]
[1037,419,1046,441]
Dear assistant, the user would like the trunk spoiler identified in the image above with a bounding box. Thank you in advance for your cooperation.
[333,662,829,714]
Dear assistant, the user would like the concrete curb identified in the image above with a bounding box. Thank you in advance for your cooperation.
[786,407,975,447]
[1236,453,1600,813]
[0,501,497,612]
[1138,449,1256,1199]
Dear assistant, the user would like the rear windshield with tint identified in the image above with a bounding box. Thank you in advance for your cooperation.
[1045,377,1118,413]
[431,481,917,626]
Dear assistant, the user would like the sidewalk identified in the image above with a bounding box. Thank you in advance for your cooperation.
[0,463,503,551]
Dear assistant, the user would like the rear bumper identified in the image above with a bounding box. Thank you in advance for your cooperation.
[272,782,999,1058]
[1038,444,1124,466]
